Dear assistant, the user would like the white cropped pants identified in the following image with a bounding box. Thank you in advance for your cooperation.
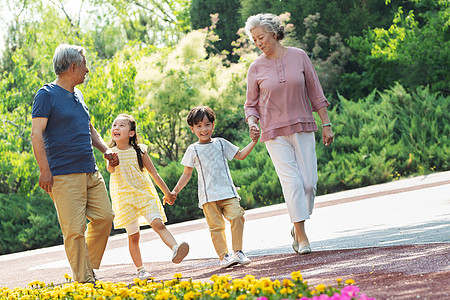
[265,132,318,223]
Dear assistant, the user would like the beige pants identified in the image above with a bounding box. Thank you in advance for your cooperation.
[49,172,114,283]
[202,197,245,260]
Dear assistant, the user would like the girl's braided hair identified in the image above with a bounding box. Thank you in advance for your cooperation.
[109,114,144,171]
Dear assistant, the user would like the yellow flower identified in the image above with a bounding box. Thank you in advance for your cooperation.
[280,287,293,294]
[118,288,129,298]
[184,291,196,300]
[273,279,281,288]
[28,280,39,287]
[262,286,276,294]
[282,279,294,287]
[345,279,355,285]
[291,271,302,281]
[316,284,326,293]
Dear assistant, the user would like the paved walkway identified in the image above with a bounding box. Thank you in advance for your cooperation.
[1,171,449,299]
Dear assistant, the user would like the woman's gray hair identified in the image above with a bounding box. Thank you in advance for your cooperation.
[53,44,86,75]
[245,13,285,42]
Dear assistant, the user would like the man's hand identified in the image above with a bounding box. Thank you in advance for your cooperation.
[39,169,53,193]
[104,149,119,167]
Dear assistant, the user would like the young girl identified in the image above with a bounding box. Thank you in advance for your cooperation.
[107,114,189,280]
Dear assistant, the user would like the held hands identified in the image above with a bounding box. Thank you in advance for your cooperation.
[249,123,260,142]
[163,191,177,205]
[104,149,119,167]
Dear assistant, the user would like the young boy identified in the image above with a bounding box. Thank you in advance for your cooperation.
[171,106,259,268]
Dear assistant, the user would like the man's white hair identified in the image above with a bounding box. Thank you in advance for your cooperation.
[53,44,86,75]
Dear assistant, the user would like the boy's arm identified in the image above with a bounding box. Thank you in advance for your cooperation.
[172,166,194,196]
[234,140,257,160]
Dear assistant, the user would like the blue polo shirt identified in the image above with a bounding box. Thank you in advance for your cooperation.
[32,83,98,176]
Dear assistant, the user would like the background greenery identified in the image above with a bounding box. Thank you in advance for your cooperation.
[0,0,448,255]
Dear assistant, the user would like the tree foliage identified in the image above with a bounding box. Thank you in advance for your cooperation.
[190,0,241,61]
[342,0,450,98]
[88,0,191,47]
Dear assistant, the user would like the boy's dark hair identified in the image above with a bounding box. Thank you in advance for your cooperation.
[187,106,216,126]
[109,114,145,171]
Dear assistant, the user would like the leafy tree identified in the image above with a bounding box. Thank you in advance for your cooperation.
[190,0,241,61]
[342,0,450,98]
[88,0,191,47]
[239,0,404,53]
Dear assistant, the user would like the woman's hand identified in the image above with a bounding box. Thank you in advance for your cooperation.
[248,116,260,142]
[249,123,260,142]
[322,126,334,146]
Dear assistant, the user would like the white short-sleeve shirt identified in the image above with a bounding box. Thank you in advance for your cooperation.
[181,138,240,208]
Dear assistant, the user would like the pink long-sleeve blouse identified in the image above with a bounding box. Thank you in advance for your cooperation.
[245,47,329,142]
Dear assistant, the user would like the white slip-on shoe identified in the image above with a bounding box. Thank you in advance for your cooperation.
[172,242,189,263]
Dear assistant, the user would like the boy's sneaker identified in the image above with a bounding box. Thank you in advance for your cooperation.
[220,253,239,268]
[137,269,152,280]
[233,250,251,265]
[172,242,189,264]
[234,250,252,265]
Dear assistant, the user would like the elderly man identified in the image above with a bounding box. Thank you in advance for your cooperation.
[31,44,117,283]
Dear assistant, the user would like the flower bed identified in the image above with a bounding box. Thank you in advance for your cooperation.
[1,271,374,299]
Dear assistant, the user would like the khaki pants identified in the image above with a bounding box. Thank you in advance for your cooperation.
[49,172,114,283]
[202,198,245,260]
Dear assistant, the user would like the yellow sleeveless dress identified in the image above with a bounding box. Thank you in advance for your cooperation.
[110,144,167,228]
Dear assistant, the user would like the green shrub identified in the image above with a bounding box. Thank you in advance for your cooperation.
[315,84,449,194]
[0,194,62,255]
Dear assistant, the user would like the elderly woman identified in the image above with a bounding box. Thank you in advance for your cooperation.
[244,13,334,254]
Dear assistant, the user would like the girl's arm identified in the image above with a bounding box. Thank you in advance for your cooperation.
[172,166,194,196]
[90,122,119,166]
[234,140,257,160]
[106,160,115,173]
[142,152,171,199]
